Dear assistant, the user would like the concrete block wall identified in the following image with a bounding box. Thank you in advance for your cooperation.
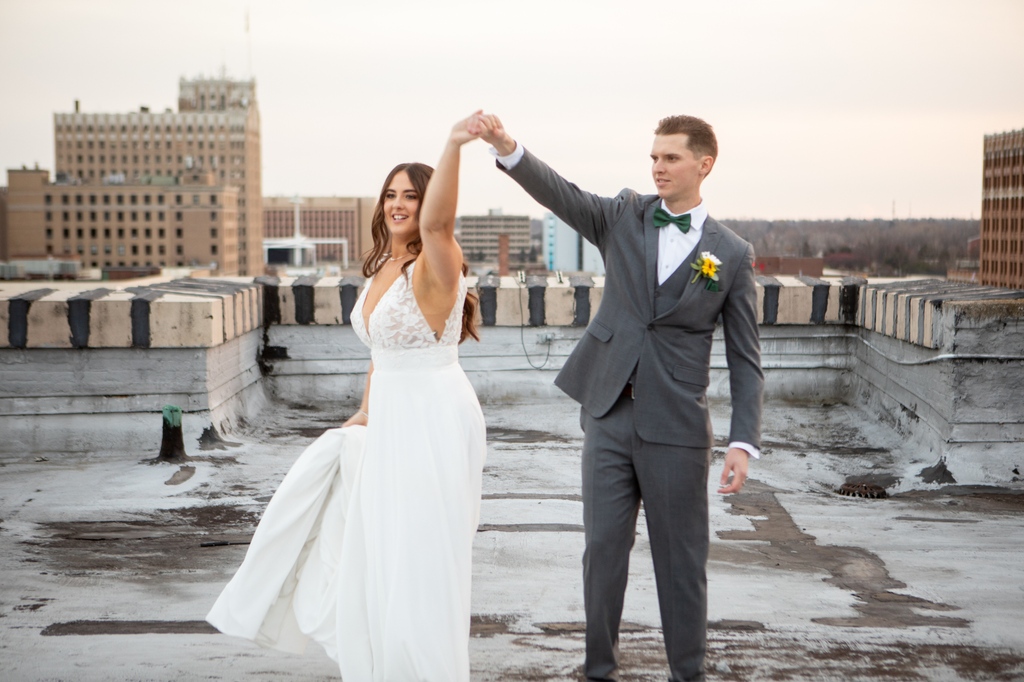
[0,278,266,453]
[3,274,1024,482]
[0,278,261,349]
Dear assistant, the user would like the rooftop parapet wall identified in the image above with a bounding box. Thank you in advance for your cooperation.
[2,275,1023,480]
[2,276,1023,351]
[0,278,262,349]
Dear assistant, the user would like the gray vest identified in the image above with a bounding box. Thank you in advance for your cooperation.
[654,243,699,318]
[629,243,700,385]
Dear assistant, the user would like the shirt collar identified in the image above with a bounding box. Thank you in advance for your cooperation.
[659,199,707,233]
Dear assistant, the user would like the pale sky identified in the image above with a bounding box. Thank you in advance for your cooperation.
[2,0,1022,220]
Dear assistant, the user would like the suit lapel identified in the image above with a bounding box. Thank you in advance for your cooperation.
[642,199,660,314]
[654,216,724,321]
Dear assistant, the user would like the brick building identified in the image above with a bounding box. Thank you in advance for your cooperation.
[6,168,239,274]
[457,209,534,267]
[263,195,374,267]
[980,127,1024,288]
[12,76,264,275]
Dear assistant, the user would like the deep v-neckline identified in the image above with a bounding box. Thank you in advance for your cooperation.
[361,270,406,335]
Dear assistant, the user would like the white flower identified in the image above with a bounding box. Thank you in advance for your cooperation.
[700,251,722,266]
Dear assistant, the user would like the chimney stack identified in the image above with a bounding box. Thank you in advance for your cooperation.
[498,234,510,276]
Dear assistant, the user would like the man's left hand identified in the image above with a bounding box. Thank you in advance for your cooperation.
[717,447,749,494]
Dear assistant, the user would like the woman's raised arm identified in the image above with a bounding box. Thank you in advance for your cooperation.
[415,112,482,293]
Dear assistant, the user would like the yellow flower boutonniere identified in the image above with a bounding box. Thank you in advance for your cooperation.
[690,251,722,292]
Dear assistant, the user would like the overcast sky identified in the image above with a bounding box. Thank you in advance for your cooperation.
[2,0,1022,220]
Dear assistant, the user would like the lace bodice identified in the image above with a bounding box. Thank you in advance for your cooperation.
[351,261,467,353]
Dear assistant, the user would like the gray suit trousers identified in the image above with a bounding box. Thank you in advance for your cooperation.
[582,394,710,682]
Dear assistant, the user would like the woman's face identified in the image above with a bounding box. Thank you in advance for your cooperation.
[383,171,421,239]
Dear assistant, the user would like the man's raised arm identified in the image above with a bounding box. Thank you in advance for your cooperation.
[470,112,626,248]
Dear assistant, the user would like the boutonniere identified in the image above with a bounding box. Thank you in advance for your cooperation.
[690,251,722,292]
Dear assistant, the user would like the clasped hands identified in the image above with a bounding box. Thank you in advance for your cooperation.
[449,111,516,156]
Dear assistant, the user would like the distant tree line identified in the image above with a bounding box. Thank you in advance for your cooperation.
[723,218,979,277]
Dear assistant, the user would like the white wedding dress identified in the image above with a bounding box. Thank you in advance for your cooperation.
[207,263,487,681]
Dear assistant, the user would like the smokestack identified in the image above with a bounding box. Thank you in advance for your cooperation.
[498,234,510,277]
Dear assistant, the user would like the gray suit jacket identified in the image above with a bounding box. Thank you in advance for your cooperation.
[502,148,763,449]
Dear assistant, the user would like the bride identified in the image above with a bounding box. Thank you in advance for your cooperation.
[207,114,488,681]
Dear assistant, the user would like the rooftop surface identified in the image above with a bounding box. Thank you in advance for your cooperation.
[2,395,1023,681]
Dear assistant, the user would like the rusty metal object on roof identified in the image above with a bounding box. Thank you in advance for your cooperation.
[837,482,888,499]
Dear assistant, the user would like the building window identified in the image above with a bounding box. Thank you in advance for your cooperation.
[158,212,165,221]
[117,195,124,205]
[118,245,125,256]
[144,228,151,238]
[157,195,164,205]
[192,195,200,205]
[175,228,183,238]
[211,244,218,255]
[211,227,218,238]
[130,195,137,205]
[158,228,165,238]
[144,195,151,205]
[210,195,217,205]
[103,228,111,238]
[131,228,138,238]
[103,211,110,221]
[104,245,112,255]
[90,211,97,221]
[91,245,98,255]
[89,195,97,205]
[90,228,97,238]
[175,211,182,221]
[76,228,83,238]
[145,245,152,255]
[117,228,124,238]
[158,245,166,255]
[176,245,183,255]
[131,245,138,255]
[45,228,53,239]
[63,211,69,221]
[211,211,217,221]
[75,195,83,205]
[131,212,137,221]
[117,211,124,222]
[145,212,151,221]
[45,194,52,205]
[45,211,52,221]
[63,228,70,239]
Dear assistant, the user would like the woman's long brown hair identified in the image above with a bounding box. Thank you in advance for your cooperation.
[363,162,479,343]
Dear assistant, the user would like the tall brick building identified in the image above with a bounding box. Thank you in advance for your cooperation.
[980,127,1024,288]
[5,76,263,276]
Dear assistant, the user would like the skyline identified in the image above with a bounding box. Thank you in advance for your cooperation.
[2,0,1023,221]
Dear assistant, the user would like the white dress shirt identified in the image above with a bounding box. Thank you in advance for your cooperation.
[492,143,759,459]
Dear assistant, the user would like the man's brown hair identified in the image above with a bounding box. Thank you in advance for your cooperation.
[655,115,718,160]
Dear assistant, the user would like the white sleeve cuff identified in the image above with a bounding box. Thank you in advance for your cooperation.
[728,441,760,460]
[489,142,523,169]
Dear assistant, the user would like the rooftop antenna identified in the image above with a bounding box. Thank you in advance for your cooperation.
[245,8,253,79]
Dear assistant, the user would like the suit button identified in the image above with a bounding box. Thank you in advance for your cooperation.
[647,323,654,330]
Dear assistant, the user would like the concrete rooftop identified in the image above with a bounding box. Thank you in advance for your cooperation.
[2,395,1023,681]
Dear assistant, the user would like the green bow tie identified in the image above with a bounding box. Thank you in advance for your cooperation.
[653,207,691,233]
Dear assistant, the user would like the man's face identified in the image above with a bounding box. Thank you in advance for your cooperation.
[650,134,713,206]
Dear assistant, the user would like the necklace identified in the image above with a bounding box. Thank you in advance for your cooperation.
[386,252,412,262]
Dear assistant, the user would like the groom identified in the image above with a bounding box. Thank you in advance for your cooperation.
[474,114,763,681]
